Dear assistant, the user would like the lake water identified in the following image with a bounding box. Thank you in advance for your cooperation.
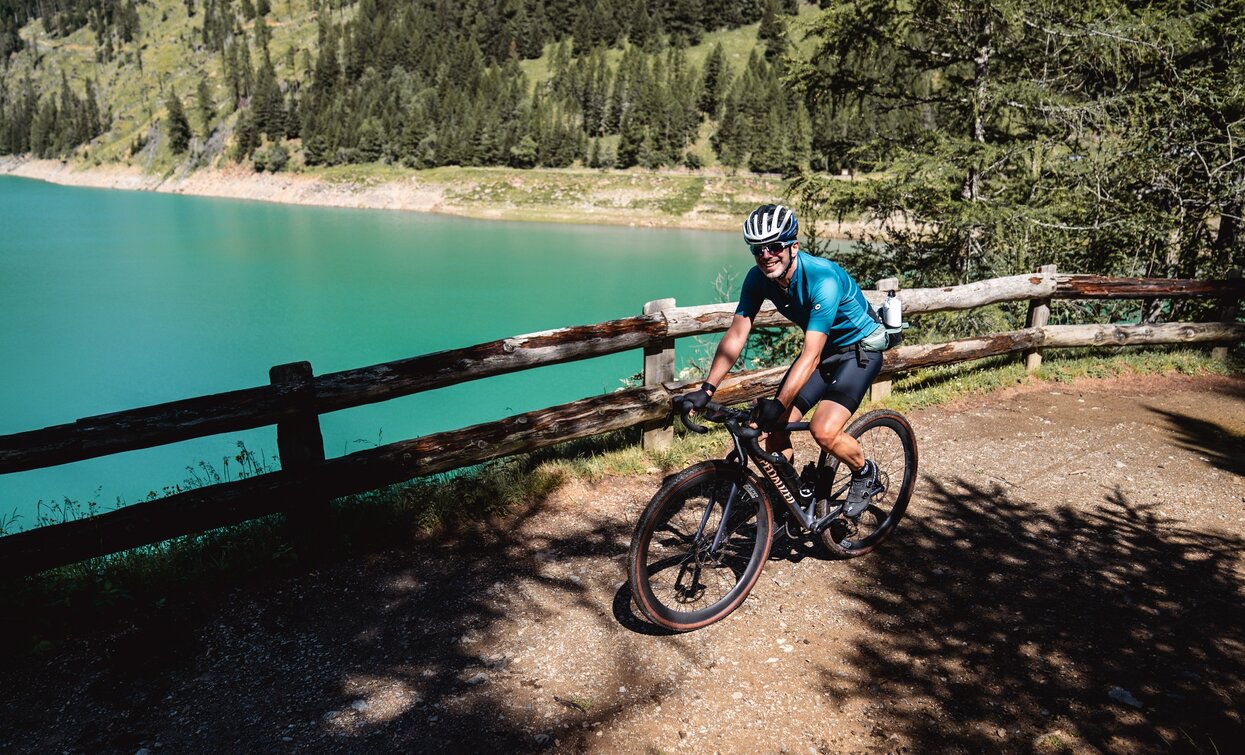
[1,176,802,531]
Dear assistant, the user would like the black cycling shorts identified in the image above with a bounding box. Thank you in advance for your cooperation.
[777,347,884,415]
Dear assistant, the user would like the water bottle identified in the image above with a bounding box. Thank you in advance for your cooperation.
[882,290,903,328]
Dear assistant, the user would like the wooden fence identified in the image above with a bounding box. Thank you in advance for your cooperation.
[1,268,1241,576]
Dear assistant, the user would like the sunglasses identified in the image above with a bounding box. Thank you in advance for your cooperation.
[750,241,792,257]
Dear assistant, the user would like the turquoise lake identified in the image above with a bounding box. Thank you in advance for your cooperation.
[0,175,808,531]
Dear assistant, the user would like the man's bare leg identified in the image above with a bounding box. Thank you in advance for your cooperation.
[808,400,865,473]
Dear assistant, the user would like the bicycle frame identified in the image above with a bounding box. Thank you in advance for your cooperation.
[684,402,853,539]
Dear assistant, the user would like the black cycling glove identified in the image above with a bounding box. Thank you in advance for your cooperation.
[683,382,716,412]
[753,397,787,432]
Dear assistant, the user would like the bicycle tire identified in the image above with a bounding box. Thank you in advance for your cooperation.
[815,409,918,558]
[628,460,774,632]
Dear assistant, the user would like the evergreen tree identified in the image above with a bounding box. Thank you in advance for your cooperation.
[83,79,103,141]
[792,0,1245,287]
[699,42,728,117]
[165,88,193,154]
[233,107,259,159]
[757,0,786,61]
[667,0,704,46]
[195,78,215,136]
[626,0,654,50]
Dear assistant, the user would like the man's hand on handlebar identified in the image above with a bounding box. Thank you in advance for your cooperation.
[683,381,716,415]
[751,397,787,433]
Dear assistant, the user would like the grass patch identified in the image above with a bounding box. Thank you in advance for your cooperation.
[875,346,1239,413]
[3,346,1238,658]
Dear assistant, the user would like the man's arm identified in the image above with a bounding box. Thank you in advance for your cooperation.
[773,330,827,410]
[703,314,754,389]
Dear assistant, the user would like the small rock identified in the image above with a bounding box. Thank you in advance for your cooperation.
[618,686,627,694]
[351,699,369,712]
[997,727,1007,738]
[731,691,744,700]
[1108,687,1143,708]
[136,750,152,755]
[466,673,488,685]
[534,733,552,745]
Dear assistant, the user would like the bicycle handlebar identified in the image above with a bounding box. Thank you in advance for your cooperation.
[672,397,762,440]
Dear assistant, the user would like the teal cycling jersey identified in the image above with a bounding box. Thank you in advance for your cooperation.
[735,252,877,349]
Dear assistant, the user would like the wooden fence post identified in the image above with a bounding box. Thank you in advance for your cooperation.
[269,361,329,534]
[1211,268,1242,361]
[642,298,676,450]
[1024,264,1057,372]
[870,278,899,402]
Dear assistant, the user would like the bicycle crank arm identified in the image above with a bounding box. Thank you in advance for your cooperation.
[810,503,848,534]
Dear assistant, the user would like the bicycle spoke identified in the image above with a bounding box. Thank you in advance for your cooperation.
[630,465,771,628]
[814,410,916,559]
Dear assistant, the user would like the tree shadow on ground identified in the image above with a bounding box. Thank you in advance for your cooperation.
[1147,404,1245,477]
[815,476,1245,753]
[1,487,659,754]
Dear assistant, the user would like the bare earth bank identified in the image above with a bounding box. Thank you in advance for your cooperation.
[0,157,860,234]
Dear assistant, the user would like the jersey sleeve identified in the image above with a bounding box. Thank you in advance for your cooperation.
[806,274,843,334]
[734,268,766,319]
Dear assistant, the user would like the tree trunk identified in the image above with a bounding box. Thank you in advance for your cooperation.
[958,12,992,280]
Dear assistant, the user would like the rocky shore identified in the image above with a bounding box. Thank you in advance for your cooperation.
[0,157,830,233]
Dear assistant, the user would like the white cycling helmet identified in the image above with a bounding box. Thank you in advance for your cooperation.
[743,204,799,246]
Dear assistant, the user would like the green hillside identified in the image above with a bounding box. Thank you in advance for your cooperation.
[2,0,821,176]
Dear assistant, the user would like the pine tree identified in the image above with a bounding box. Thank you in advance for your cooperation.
[699,43,728,117]
[233,107,259,160]
[667,0,704,46]
[627,0,654,50]
[195,79,215,136]
[757,0,786,61]
[83,79,103,140]
[165,89,193,154]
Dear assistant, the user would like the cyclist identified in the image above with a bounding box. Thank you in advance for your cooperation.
[683,204,888,513]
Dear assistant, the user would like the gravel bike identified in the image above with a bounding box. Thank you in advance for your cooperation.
[627,399,918,632]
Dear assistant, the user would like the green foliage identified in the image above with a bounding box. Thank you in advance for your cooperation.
[194,78,214,137]
[789,0,1245,310]
[232,107,259,160]
[164,88,192,154]
[252,140,288,172]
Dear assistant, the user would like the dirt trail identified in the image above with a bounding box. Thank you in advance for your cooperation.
[4,374,1244,754]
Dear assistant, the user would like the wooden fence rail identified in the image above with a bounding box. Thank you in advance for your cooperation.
[3,273,1241,475]
[1,271,1241,576]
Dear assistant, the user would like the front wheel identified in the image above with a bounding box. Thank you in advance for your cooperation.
[815,409,918,558]
[628,461,773,632]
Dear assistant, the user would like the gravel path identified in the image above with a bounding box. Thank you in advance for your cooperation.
[4,373,1243,754]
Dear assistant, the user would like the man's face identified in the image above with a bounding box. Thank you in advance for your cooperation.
[754,241,796,279]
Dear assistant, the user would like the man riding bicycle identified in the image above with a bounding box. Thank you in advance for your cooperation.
[684,204,889,513]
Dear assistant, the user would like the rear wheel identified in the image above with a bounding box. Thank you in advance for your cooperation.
[628,461,773,632]
[815,409,918,558]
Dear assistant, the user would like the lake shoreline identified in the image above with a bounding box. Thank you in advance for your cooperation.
[0,156,869,238]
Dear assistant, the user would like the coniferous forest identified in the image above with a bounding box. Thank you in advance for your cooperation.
[1,0,1242,298]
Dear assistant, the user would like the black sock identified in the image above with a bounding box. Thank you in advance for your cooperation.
[852,460,872,478]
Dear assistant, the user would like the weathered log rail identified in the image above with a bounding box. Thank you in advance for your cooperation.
[1,271,1241,576]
